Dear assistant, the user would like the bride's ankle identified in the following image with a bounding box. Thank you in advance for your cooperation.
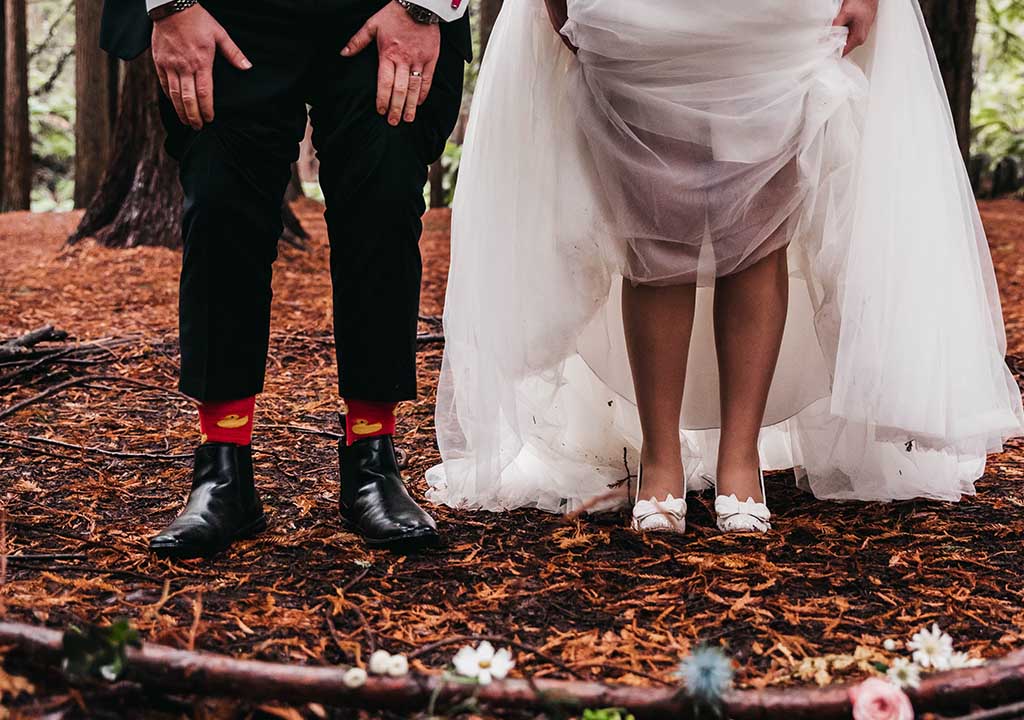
[637,459,685,501]
[715,462,764,503]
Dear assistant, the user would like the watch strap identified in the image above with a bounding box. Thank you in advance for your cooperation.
[149,0,199,21]
[395,0,442,24]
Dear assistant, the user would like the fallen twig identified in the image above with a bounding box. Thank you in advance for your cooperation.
[0,325,68,358]
[2,621,1024,719]
[18,435,191,461]
[0,374,193,423]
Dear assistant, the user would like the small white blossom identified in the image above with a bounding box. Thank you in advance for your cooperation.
[387,654,410,677]
[886,658,921,689]
[907,624,954,670]
[452,641,515,685]
[883,638,900,652]
[947,651,984,669]
[368,649,393,675]
[342,667,367,688]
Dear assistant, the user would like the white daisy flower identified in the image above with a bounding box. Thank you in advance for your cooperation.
[368,649,393,675]
[907,623,954,669]
[947,651,984,669]
[883,638,900,652]
[452,641,515,685]
[886,657,921,689]
[342,667,367,688]
[387,653,410,677]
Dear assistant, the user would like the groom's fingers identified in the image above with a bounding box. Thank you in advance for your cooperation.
[197,65,215,123]
[166,72,189,128]
[404,71,423,122]
[377,59,396,116]
[156,65,171,103]
[389,65,410,126]
[417,59,436,106]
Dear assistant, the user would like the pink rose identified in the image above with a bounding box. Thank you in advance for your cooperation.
[849,678,914,720]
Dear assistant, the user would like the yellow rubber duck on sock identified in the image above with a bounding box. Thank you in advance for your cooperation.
[351,418,384,435]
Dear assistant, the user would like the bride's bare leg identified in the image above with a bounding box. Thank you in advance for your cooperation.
[713,246,789,502]
[622,279,697,500]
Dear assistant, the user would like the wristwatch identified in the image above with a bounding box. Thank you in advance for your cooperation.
[148,0,199,21]
[395,0,442,24]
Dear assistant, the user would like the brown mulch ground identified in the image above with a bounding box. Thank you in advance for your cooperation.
[2,199,1024,717]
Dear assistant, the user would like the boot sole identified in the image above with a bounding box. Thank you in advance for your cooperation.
[340,515,441,553]
[150,514,268,560]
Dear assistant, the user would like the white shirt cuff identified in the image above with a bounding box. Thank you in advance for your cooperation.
[146,0,175,10]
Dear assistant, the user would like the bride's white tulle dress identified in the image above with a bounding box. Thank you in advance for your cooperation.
[426,0,1024,512]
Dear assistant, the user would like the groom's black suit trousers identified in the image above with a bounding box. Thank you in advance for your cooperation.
[158,0,467,402]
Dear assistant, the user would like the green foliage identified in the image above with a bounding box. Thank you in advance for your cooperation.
[61,619,141,683]
[28,0,76,211]
[972,0,1024,163]
[581,709,636,720]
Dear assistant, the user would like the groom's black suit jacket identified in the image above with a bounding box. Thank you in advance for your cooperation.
[100,0,472,61]
[101,0,152,60]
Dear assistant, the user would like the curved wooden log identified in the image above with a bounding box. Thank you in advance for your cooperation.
[1,621,1023,718]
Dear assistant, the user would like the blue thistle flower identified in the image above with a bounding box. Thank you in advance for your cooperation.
[677,644,734,713]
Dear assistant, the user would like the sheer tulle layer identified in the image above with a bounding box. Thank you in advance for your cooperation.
[427,0,1024,512]
[564,0,855,286]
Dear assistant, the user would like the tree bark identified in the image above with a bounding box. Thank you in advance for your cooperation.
[428,159,445,208]
[69,53,181,247]
[70,53,307,249]
[74,0,115,208]
[2,0,30,211]
[478,0,503,61]
[0,4,6,207]
[919,0,977,163]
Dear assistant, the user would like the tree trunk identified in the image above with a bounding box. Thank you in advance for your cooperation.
[0,5,6,207]
[2,0,30,211]
[69,53,182,247]
[74,0,115,208]
[478,0,503,61]
[919,0,977,163]
[70,53,307,249]
[428,159,445,208]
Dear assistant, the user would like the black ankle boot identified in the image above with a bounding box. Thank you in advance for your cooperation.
[338,436,440,551]
[149,443,267,559]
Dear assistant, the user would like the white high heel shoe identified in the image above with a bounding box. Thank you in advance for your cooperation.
[714,469,771,534]
[630,466,687,534]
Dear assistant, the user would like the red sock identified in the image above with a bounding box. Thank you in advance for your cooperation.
[344,399,397,446]
[198,396,256,446]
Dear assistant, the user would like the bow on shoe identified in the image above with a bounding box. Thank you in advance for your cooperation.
[714,494,771,533]
[631,494,687,533]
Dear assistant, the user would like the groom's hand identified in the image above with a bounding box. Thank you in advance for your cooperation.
[342,1,441,126]
[152,5,252,130]
[833,0,879,56]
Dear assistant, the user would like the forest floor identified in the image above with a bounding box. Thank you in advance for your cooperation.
[2,199,1024,719]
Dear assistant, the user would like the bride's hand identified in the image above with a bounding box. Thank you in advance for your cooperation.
[833,0,879,55]
[542,0,578,54]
